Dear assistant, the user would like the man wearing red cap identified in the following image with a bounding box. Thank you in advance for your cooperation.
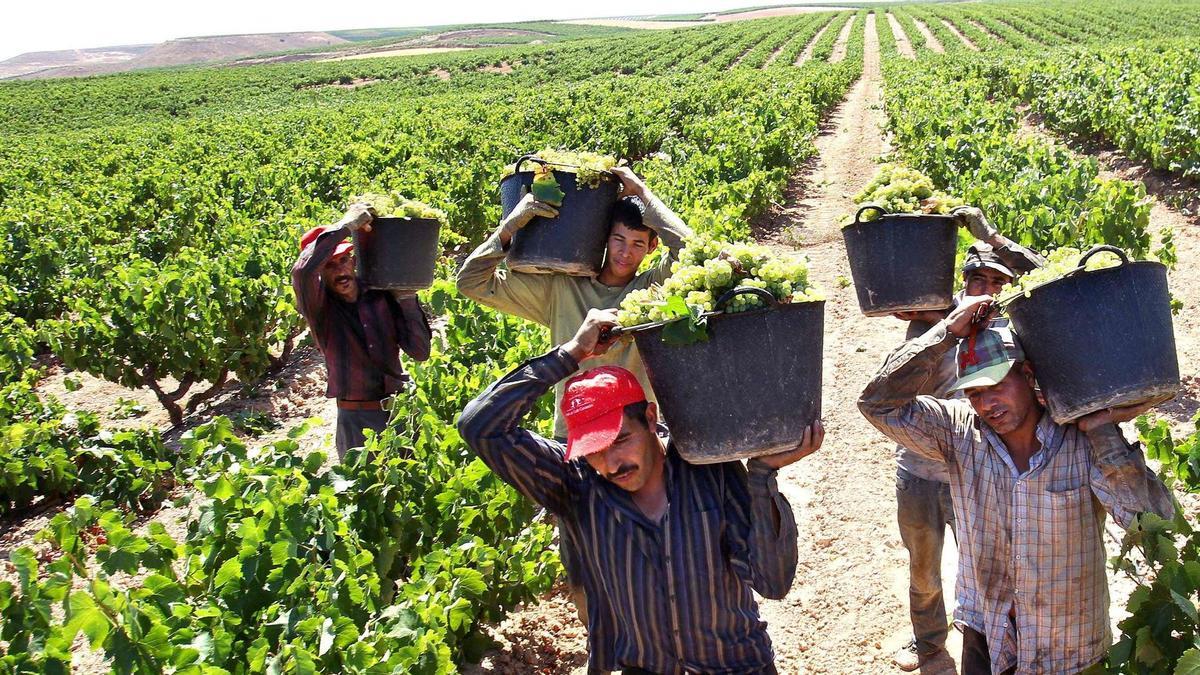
[457,165,693,625]
[292,203,432,458]
[459,309,824,674]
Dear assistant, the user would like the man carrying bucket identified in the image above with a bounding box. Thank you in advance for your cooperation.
[458,308,823,675]
[292,203,432,459]
[457,166,693,624]
[860,295,1174,675]
[886,206,1046,671]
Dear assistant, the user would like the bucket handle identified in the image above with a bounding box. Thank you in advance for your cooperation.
[714,286,780,311]
[511,152,618,178]
[1076,244,1129,270]
[599,287,780,341]
[994,244,1131,308]
[853,204,888,224]
[512,153,548,173]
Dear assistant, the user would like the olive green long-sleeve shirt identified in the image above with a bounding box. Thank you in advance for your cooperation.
[456,195,693,437]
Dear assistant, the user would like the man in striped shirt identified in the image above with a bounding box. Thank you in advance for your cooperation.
[458,309,822,674]
[292,203,432,458]
[860,295,1174,674]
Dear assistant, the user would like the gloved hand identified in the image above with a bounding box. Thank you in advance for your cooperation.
[499,191,559,242]
[341,202,376,232]
[951,205,999,243]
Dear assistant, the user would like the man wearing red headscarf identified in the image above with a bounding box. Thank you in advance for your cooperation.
[292,203,432,458]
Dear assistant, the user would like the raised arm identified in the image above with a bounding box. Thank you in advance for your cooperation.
[1083,423,1175,527]
[1076,404,1176,528]
[721,420,822,599]
[952,205,1046,275]
[292,206,373,330]
[609,167,693,275]
[858,298,989,463]
[455,192,558,325]
[457,309,622,514]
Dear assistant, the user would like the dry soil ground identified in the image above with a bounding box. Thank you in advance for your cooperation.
[7,14,1200,675]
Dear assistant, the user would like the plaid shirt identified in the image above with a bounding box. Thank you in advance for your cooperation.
[292,225,431,400]
[457,348,798,674]
[859,321,1174,674]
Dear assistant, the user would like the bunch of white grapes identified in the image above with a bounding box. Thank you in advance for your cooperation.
[852,164,964,220]
[617,236,824,326]
[999,246,1123,300]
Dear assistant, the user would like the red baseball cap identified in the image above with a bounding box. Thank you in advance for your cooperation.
[561,366,647,461]
[299,225,353,258]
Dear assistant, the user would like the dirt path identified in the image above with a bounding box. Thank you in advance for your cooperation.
[795,18,835,66]
[886,13,916,59]
[829,14,857,64]
[911,17,945,54]
[940,19,979,51]
[756,14,962,672]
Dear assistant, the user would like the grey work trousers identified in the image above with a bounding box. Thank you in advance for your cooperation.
[896,466,957,656]
[335,407,390,460]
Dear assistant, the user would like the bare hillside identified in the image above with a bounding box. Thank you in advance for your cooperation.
[0,45,153,79]
[4,32,347,80]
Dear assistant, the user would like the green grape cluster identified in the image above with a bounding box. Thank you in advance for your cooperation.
[675,238,723,268]
[350,192,447,221]
[618,235,825,326]
[851,164,964,221]
[504,149,621,189]
[999,246,1124,300]
[703,259,733,290]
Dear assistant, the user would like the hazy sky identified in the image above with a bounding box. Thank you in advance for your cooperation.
[0,0,853,61]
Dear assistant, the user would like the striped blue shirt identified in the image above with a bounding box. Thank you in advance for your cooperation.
[457,348,798,674]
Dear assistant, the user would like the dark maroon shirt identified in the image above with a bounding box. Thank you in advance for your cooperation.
[292,225,432,401]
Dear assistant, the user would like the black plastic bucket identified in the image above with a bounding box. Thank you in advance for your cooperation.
[842,204,959,316]
[499,154,620,277]
[631,288,824,464]
[353,216,441,291]
[1005,245,1179,424]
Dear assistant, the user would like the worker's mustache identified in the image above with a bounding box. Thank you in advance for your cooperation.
[607,463,638,480]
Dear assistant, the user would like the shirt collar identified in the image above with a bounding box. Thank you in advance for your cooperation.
[982,409,1062,477]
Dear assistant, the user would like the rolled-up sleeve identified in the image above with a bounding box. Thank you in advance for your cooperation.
[723,459,798,599]
[859,321,965,463]
[1087,424,1176,528]
[455,232,555,325]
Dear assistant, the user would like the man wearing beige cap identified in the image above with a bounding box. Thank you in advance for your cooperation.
[458,309,823,674]
[860,295,1174,675]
